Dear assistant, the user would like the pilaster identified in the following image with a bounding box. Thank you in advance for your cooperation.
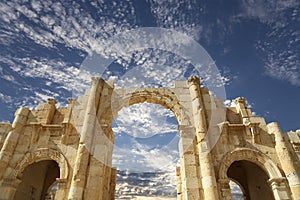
[268,122,300,199]
[268,177,292,200]
[178,125,201,200]
[187,76,219,200]
[0,107,30,180]
[218,179,232,200]
[68,77,103,199]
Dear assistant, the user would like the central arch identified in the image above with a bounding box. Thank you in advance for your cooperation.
[109,88,192,126]
[91,85,196,199]
[108,88,189,198]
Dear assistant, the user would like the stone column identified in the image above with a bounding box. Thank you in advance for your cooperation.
[0,178,21,199]
[176,167,183,200]
[0,107,29,180]
[178,125,202,200]
[268,177,292,200]
[179,125,201,200]
[68,78,102,200]
[108,167,117,200]
[187,76,219,200]
[268,122,300,199]
[218,179,232,200]
[41,98,56,124]
[234,97,251,124]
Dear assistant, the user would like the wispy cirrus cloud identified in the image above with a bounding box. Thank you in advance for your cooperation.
[0,0,136,53]
[262,51,300,86]
[113,139,179,198]
[148,0,203,41]
[256,25,299,86]
[113,103,177,138]
[112,103,179,198]
[0,0,230,116]
[239,0,299,24]
[239,0,300,86]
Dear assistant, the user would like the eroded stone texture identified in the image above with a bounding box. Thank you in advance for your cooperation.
[0,77,299,200]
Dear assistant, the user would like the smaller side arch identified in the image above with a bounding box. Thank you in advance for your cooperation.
[218,148,292,200]
[10,148,69,181]
[219,148,283,180]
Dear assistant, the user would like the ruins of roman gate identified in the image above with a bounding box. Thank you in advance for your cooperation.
[0,76,299,200]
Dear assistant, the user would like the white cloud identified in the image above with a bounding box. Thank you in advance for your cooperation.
[0,92,12,104]
[113,103,177,138]
[239,0,299,24]
[239,0,300,86]
[148,0,203,41]
[113,144,178,173]
[224,99,236,107]
[0,0,137,53]
[0,0,231,112]
[230,180,244,199]
[255,19,299,86]
[112,103,180,193]
[7,56,93,96]
[113,139,179,198]
[263,51,300,86]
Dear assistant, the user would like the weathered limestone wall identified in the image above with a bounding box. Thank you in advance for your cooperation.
[0,123,11,150]
[0,77,299,200]
[175,78,299,200]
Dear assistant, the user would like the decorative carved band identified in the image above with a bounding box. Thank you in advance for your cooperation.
[11,148,68,180]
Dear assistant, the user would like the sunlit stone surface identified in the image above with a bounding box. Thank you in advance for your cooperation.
[0,77,299,199]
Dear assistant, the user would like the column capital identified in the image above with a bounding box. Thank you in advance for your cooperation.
[2,178,22,188]
[47,98,56,105]
[268,177,288,187]
[218,178,230,185]
[187,76,200,86]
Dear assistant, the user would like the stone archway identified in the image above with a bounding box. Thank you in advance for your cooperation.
[87,84,198,199]
[110,88,191,195]
[5,148,70,200]
[68,77,225,199]
[11,148,69,181]
[14,160,59,200]
[218,148,292,200]
[107,88,192,126]
[227,160,274,199]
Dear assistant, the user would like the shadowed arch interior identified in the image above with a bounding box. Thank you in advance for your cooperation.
[14,160,60,200]
[227,160,274,200]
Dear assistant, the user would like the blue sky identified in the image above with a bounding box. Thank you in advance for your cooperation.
[0,0,299,198]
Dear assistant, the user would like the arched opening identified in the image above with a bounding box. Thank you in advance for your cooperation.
[112,102,179,198]
[14,160,60,200]
[227,160,274,200]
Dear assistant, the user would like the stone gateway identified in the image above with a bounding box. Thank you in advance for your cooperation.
[0,77,299,199]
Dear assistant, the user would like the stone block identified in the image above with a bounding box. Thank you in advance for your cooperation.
[175,81,188,88]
